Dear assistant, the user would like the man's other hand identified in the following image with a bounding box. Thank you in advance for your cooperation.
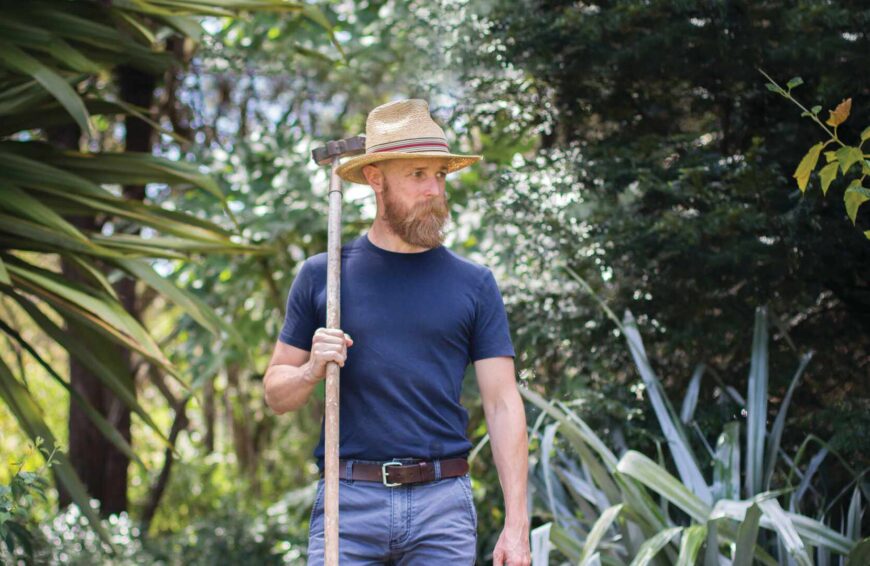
[492,521,531,566]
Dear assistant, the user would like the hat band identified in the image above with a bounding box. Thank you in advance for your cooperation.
[367,136,450,154]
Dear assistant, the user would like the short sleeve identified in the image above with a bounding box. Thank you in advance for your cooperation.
[469,269,516,363]
[278,260,317,350]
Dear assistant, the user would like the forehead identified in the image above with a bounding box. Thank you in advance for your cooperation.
[391,157,449,171]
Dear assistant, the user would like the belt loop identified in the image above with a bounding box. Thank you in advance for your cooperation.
[434,458,442,481]
[345,459,354,485]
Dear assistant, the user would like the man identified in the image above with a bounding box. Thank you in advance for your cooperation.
[263,99,531,566]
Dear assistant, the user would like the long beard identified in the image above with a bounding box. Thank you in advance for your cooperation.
[381,180,450,248]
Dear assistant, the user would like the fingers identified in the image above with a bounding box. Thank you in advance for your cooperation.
[318,349,346,367]
[313,327,354,346]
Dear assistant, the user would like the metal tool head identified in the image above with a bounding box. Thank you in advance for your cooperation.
[311,135,366,166]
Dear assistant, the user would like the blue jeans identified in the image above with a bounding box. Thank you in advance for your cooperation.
[306,458,478,565]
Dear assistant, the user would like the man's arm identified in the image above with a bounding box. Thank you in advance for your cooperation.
[263,341,318,414]
[475,355,531,565]
[264,329,353,414]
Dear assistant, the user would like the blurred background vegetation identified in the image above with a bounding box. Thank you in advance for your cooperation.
[1,0,867,564]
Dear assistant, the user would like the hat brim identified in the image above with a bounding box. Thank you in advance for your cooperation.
[336,152,483,185]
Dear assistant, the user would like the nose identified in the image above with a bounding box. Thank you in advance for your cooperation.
[422,177,442,198]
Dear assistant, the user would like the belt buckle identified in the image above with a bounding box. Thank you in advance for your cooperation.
[381,460,403,487]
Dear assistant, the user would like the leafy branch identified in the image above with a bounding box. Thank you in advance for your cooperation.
[759,69,870,239]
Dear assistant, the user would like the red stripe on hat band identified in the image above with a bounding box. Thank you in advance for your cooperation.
[371,141,449,153]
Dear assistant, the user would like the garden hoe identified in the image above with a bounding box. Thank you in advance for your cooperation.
[310,134,365,566]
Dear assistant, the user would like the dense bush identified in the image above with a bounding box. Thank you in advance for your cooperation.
[2,466,316,565]
[27,497,309,565]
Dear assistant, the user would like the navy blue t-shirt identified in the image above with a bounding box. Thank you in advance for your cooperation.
[278,231,515,473]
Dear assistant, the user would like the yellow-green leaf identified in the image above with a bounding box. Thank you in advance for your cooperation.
[825,97,851,127]
[0,185,92,242]
[113,10,157,44]
[0,40,92,136]
[159,15,204,42]
[844,180,870,225]
[0,213,121,258]
[4,258,173,369]
[578,503,623,564]
[48,151,226,200]
[676,524,707,566]
[0,255,9,285]
[823,151,838,164]
[630,526,682,566]
[862,126,870,142]
[793,142,825,192]
[835,146,864,175]
[733,503,763,565]
[819,162,839,196]
[786,77,803,89]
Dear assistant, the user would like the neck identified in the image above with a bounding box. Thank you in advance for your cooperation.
[367,218,435,253]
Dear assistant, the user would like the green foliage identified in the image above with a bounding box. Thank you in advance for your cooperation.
[522,306,867,564]
[0,437,57,562]
[459,0,870,477]
[0,0,342,540]
[6,480,316,565]
[22,496,311,565]
[762,71,870,235]
[2,2,868,564]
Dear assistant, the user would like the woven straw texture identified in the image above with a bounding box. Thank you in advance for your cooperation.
[336,99,482,185]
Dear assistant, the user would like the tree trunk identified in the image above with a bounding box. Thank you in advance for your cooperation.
[46,120,121,514]
[55,64,156,516]
[225,364,259,493]
[140,396,189,533]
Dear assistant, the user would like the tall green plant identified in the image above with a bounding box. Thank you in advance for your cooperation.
[523,300,868,564]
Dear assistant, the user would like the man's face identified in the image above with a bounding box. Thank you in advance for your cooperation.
[375,158,451,248]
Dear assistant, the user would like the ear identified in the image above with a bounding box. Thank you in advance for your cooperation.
[363,163,386,194]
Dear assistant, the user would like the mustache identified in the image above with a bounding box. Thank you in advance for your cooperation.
[410,194,449,220]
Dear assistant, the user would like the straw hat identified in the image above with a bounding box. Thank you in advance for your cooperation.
[336,99,483,185]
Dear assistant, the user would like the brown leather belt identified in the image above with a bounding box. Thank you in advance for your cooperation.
[319,457,469,486]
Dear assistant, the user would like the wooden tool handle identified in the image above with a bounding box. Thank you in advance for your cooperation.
[323,157,343,566]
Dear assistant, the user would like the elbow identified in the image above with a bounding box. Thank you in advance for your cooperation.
[263,388,281,414]
[264,393,283,415]
[264,386,296,415]
[263,374,288,415]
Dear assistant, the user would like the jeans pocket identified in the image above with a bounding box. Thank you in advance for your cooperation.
[309,479,325,530]
[457,474,477,529]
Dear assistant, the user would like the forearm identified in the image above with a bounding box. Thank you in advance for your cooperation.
[485,386,529,529]
[264,360,317,414]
